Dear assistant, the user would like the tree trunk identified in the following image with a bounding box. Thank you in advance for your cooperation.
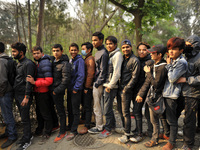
[36,0,45,46]
[134,13,142,47]
[19,2,27,46]
[28,0,32,52]
[15,0,21,42]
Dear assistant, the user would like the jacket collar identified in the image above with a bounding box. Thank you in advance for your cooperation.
[109,48,120,57]
[97,44,105,51]
[85,53,92,59]
[19,56,26,63]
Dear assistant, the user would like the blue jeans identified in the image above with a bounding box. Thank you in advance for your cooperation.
[102,88,117,132]
[0,92,17,140]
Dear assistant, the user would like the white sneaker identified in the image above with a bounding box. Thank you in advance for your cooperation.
[178,130,183,136]
[115,127,125,134]
[118,135,129,143]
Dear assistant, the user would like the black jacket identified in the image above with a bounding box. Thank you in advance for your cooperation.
[133,54,151,95]
[182,35,200,99]
[94,45,109,88]
[119,52,140,93]
[14,57,35,97]
[51,54,71,94]
[137,58,167,99]
[0,53,16,96]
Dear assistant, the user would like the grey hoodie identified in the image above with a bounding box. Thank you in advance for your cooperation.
[182,35,200,99]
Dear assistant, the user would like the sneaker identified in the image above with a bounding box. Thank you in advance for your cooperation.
[98,129,112,139]
[162,142,174,150]
[1,138,17,149]
[54,132,66,142]
[52,126,60,133]
[130,134,144,143]
[115,127,125,134]
[78,127,88,134]
[66,132,76,141]
[118,135,129,143]
[181,145,191,150]
[16,136,33,145]
[88,127,102,134]
[16,141,31,150]
[159,133,169,140]
[178,130,183,136]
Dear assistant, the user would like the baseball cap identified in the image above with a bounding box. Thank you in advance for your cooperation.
[121,39,132,47]
[147,44,167,56]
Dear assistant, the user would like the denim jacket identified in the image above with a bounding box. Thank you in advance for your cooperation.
[163,55,188,99]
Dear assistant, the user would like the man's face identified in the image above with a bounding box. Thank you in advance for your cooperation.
[81,45,91,54]
[168,47,183,60]
[106,40,117,52]
[12,48,21,59]
[92,36,103,48]
[32,50,43,61]
[69,46,79,58]
[138,45,148,58]
[121,44,132,56]
[150,52,160,61]
[52,48,63,60]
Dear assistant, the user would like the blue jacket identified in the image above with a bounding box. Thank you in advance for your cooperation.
[69,54,85,91]
[163,55,188,99]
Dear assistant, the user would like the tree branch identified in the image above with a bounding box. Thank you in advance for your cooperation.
[108,0,134,14]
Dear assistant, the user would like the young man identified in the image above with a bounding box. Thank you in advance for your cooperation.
[176,35,200,150]
[98,36,123,138]
[88,32,109,134]
[0,42,17,148]
[162,37,188,150]
[130,42,152,142]
[66,43,85,140]
[79,42,95,134]
[118,39,140,143]
[26,46,54,140]
[50,44,71,142]
[11,42,35,150]
[135,45,169,147]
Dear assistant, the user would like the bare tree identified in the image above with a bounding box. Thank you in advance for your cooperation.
[19,2,27,46]
[36,0,45,46]
[15,0,21,42]
[28,0,32,52]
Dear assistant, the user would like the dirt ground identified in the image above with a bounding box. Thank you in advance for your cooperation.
[0,109,199,150]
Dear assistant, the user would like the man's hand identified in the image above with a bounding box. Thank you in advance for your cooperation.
[105,87,110,93]
[166,56,171,64]
[144,65,150,73]
[26,75,35,85]
[84,90,88,94]
[176,77,186,83]
[73,90,77,94]
[53,91,56,95]
[21,97,29,106]
[136,95,143,103]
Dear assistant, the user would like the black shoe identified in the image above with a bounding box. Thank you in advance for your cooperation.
[1,138,17,148]
[16,140,31,150]
[0,133,7,139]
[16,136,33,145]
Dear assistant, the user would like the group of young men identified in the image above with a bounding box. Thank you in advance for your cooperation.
[0,32,199,150]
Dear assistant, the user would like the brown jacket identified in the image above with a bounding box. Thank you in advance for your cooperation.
[84,53,95,89]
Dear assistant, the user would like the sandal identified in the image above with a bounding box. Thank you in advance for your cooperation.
[144,140,158,147]
[66,132,76,141]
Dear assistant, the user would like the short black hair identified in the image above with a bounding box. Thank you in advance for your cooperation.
[11,42,27,55]
[0,42,5,53]
[105,36,118,44]
[81,42,93,53]
[69,43,79,50]
[52,44,63,51]
[32,46,43,53]
[92,32,104,41]
[137,42,150,49]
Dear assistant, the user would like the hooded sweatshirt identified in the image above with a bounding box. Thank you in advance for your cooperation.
[182,35,200,99]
